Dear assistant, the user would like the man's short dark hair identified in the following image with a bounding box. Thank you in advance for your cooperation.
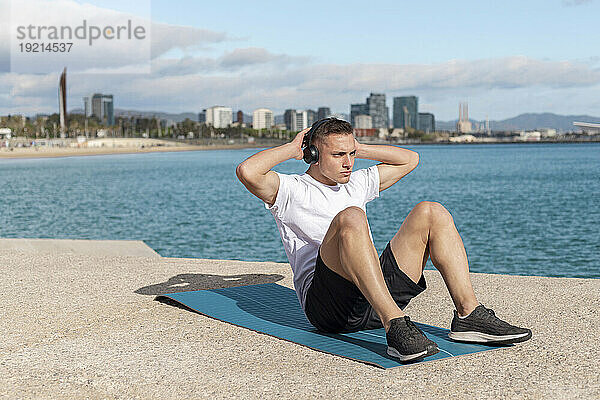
[313,118,353,145]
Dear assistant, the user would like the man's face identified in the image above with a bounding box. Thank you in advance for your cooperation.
[315,133,356,185]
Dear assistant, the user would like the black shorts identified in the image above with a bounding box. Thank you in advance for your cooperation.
[304,242,426,333]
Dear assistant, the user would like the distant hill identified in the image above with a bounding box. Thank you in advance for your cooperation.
[67,109,599,132]
[437,113,600,132]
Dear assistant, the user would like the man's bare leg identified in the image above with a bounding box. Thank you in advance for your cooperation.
[320,202,530,347]
[319,206,404,332]
[389,201,479,317]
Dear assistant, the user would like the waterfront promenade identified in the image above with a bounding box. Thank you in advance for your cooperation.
[0,239,598,399]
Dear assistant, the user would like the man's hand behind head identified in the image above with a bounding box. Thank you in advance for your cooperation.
[291,127,311,160]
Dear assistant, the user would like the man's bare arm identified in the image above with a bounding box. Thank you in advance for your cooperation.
[236,129,309,206]
[354,140,419,192]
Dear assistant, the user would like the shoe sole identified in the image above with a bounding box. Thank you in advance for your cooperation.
[448,330,532,344]
[387,345,439,362]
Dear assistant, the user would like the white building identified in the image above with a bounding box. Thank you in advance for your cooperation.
[205,106,233,128]
[0,127,12,138]
[449,134,477,143]
[252,108,274,130]
[295,110,308,131]
[456,102,472,134]
[574,121,600,134]
[520,131,541,141]
[354,114,373,129]
[541,128,557,137]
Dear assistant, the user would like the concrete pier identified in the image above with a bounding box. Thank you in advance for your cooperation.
[0,241,598,399]
[0,238,160,258]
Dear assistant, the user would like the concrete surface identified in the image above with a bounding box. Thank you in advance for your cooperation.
[0,239,160,258]
[0,248,598,399]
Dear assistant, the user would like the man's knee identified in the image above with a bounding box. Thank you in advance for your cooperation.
[413,201,454,226]
[333,206,368,233]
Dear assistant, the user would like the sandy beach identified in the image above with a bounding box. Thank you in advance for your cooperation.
[3,137,597,160]
[0,138,283,159]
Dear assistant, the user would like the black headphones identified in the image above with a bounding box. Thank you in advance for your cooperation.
[302,117,335,164]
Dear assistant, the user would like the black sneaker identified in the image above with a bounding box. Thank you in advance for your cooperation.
[386,316,439,362]
[449,305,532,344]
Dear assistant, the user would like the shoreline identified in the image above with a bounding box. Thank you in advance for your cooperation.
[0,142,279,160]
[1,138,598,160]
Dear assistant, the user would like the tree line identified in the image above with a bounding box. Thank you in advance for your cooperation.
[0,113,294,140]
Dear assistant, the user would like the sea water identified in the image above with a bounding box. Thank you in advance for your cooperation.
[1,143,598,278]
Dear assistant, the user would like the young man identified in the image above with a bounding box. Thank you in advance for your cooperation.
[236,118,531,362]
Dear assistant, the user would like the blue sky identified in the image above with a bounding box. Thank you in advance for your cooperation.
[151,0,599,65]
[1,0,599,120]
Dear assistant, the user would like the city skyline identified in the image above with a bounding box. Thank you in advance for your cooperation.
[1,0,599,120]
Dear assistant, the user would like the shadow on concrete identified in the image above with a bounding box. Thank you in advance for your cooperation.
[135,272,284,296]
[140,273,284,314]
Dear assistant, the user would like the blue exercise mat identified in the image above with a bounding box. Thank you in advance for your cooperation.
[156,283,505,368]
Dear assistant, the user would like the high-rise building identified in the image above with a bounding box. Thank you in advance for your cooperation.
[317,107,331,120]
[393,96,418,130]
[418,113,435,133]
[350,103,368,127]
[236,110,244,124]
[83,93,114,125]
[252,108,274,130]
[457,102,472,133]
[366,93,389,129]
[295,110,308,131]
[306,109,317,127]
[284,109,297,131]
[198,111,206,123]
[283,109,314,131]
[354,115,373,129]
[351,94,389,128]
[103,97,114,126]
[205,106,232,128]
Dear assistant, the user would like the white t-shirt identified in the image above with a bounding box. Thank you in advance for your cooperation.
[264,165,380,310]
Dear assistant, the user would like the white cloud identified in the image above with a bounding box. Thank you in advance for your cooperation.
[150,22,228,59]
[562,0,594,6]
[2,0,229,74]
[150,48,309,76]
[298,57,600,92]
[2,40,600,119]
[219,47,309,69]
